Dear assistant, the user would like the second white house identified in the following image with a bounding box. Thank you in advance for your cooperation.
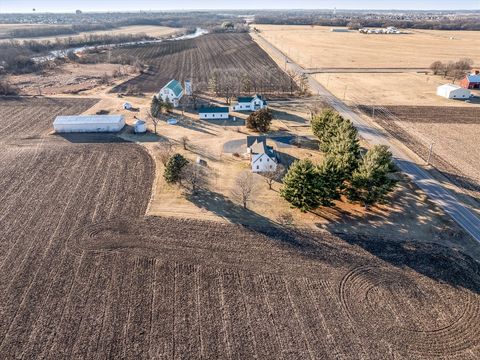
[158,79,184,107]
[233,94,267,111]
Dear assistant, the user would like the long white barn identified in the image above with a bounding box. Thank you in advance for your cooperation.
[53,115,125,133]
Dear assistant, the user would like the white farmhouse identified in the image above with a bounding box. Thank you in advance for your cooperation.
[247,136,277,173]
[53,115,125,133]
[436,84,471,100]
[233,94,267,111]
[198,106,229,120]
[158,79,183,107]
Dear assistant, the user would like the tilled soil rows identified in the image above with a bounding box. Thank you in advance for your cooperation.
[109,33,296,94]
[0,97,479,359]
[358,105,480,201]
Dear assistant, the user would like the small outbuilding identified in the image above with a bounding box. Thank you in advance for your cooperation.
[436,84,471,100]
[53,115,125,133]
[233,94,267,112]
[133,119,147,133]
[198,106,229,120]
[123,102,132,110]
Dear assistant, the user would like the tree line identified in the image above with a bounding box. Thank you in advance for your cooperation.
[281,109,397,212]
[430,58,474,82]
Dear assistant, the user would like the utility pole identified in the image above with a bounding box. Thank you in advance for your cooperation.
[372,106,375,119]
[343,85,348,101]
[427,143,434,165]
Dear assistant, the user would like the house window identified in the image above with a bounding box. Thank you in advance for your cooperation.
[270,165,272,169]
[259,158,262,162]
[212,114,215,117]
[256,165,259,170]
[267,158,269,162]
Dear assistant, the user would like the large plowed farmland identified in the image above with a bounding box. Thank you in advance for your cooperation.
[1,97,480,358]
[358,105,480,201]
[110,33,295,94]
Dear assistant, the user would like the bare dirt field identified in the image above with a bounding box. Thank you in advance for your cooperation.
[255,25,480,69]
[357,105,480,201]
[8,63,137,95]
[313,72,480,107]
[1,96,480,358]
[110,33,295,93]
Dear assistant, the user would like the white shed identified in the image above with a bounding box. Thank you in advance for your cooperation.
[436,84,471,99]
[198,107,229,120]
[133,119,147,133]
[53,115,125,133]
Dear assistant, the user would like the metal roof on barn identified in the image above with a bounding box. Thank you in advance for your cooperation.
[53,115,124,126]
[162,79,183,97]
[199,106,229,114]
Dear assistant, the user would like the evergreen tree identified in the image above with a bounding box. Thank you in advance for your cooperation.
[347,145,397,208]
[316,154,344,206]
[280,159,322,212]
[311,109,346,152]
[150,96,162,118]
[164,154,188,184]
[328,121,361,179]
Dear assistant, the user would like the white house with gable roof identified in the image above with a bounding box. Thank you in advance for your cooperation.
[158,79,184,107]
[233,94,267,111]
[247,136,277,173]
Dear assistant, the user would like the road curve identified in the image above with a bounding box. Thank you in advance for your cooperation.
[253,33,480,242]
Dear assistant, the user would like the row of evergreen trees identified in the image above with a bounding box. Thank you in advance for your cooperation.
[281,109,397,212]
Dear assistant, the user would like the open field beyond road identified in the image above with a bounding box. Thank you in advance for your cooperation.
[111,33,295,94]
[1,96,480,358]
[313,72,480,107]
[256,25,480,69]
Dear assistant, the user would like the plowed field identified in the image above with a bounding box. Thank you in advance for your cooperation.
[110,33,295,94]
[1,97,479,359]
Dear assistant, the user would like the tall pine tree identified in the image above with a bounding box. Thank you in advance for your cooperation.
[347,145,397,208]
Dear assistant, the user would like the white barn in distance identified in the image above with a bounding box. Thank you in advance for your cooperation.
[158,79,184,107]
[53,115,125,133]
[437,84,471,99]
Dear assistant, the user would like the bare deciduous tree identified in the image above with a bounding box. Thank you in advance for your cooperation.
[264,165,285,190]
[231,171,258,209]
[146,110,161,135]
[179,136,189,150]
[155,142,174,166]
[181,163,210,194]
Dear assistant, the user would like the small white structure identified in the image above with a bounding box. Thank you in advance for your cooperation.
[133,119,147,133]
[233,94,267,111]
[247,136,277,173]
[53,115,125,133]
[198,106,229,120]
[158,79,183,107]
[167,118,178,125]
[184,80,192,96]
[123,102,132,110]
[330,28,349,32]
[436,84,471,99]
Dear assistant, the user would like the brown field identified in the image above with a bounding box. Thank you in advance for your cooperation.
[357,105,480,201]
[111,33,295,93]
[0,25,180,43]
[255,25,480,69]
[313,72,480,107]
[0,23,68,39]
[1,96,480,358]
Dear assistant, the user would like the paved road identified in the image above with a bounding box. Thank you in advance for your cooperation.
[254,33,480,242]
[304,67,429,74]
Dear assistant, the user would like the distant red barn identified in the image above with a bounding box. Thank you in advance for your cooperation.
[460,70,480,89]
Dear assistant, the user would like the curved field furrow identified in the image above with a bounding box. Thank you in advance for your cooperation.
[0,97,479,358]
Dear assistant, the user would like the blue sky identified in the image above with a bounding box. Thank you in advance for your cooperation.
[0,0,478,12]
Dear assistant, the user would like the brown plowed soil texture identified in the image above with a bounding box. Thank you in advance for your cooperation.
[110,33,296,94]
[1,97,480,359]
[358,105,480,201]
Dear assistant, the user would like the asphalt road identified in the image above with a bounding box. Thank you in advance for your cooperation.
[254,33,480,242]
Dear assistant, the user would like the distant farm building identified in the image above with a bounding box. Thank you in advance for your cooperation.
[233,95,267,111]
[436,84,471,100]
[199,106,229,120]
[53,115,125,133]
[158,79,183,107]
[460,71,480,89]
[330,28,350,32]
[247,136,277,173]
